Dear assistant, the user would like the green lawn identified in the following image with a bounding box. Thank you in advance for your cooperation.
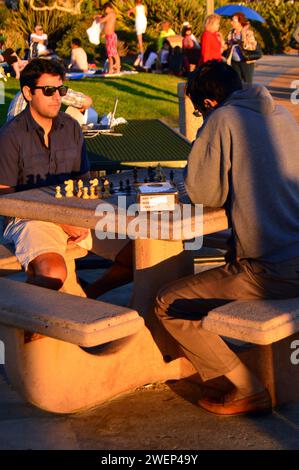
[0,73,186,128]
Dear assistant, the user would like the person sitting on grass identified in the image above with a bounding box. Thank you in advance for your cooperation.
[0,40,27,79]
[70,38,89,73]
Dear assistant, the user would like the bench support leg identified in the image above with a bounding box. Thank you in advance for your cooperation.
[0,324,195,413]
[237,333,299,407]
[60,257,86,297]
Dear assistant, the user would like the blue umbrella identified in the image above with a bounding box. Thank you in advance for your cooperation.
[215,4,266,23]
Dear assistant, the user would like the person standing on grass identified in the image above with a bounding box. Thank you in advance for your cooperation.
[96,2,121,74]
[128,0,147,56]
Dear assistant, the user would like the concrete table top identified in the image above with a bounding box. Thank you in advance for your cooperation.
[0,170,228,239]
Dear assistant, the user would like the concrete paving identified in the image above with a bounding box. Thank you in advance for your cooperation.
[1,55,299,450]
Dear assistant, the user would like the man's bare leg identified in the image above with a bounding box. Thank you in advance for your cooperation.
[84,241,133,299]
[108,57,114,74]
[27,252,67,291]
[25,253,67,342]
[137,34,144,54]
[114,54,121,73]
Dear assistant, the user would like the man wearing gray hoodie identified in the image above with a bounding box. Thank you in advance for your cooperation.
[155,60,299,416]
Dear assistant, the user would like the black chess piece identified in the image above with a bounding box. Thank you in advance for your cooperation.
[109,181,115,194]
[144,177,148,183]
[170,170,175,184]
[148,167,155,182]
[133,167,138,184]
[125,178,131,193]
[119,179,124,192]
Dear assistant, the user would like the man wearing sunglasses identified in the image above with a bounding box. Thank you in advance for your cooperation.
[0,58,91,291]
[6,85,92,122]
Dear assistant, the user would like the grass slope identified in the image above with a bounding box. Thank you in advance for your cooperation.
[0,73,185,128]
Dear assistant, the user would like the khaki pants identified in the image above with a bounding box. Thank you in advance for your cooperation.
[155,258,299,381]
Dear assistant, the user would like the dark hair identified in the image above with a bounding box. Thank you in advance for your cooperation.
[103,2,113,10]
[182,25,192,37]
[20,58,65,92]
[186,60,242,110]
[232,12,247,27]
[72,38,82,47]
[162,39,172,49]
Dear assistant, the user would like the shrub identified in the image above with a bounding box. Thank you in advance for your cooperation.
[112,0,206,52]
[248,0,299,52]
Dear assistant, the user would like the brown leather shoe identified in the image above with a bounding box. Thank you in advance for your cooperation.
[198,389,272,416]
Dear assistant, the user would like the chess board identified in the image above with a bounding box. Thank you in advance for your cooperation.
[55,167,190,205]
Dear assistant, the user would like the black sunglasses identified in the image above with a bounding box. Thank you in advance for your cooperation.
[32,85,68,97]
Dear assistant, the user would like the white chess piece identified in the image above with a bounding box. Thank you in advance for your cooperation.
[55,186,62,199]
[77,179,83,198]
[64,179,74,197]
[82,187,90,199]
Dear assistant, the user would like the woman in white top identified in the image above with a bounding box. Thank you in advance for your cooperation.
[128,0,147,54]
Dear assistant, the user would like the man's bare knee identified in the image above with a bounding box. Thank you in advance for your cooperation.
[27,253,67,290]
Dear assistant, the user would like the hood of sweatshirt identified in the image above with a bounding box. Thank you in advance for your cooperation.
[221,84,275,116]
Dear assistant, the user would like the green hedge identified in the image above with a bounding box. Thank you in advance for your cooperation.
[0,0,298,58]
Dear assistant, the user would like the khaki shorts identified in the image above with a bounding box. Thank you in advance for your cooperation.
[3,218,128,271]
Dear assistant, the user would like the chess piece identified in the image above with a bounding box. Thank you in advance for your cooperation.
[170,170,175,184]
[55,186,62,199]
[144,177,148,183]
[148,167,155,182]
[133,167,138,184]
[119,180,124,192]
[82,187,90,199]
[90,186,97,199]
[109,181,115,194]
[103,178,110,198]
[155,164,163,182]
[125,179,131,193]
[89,178,99,198]
[77,179,83,198]
[64,179,74,197]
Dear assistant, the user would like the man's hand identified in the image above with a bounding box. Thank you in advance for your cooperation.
[59,224,89,244]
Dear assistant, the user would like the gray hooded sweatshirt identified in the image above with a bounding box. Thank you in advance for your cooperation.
[184,85,299,262]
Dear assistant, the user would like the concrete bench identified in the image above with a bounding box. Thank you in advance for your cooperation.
[0,277,194,413]
[0,277,144,347]
[202,298,299,406]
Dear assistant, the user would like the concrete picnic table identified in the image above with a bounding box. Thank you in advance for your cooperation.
[0,169,228,319]
[0,168,230,413]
